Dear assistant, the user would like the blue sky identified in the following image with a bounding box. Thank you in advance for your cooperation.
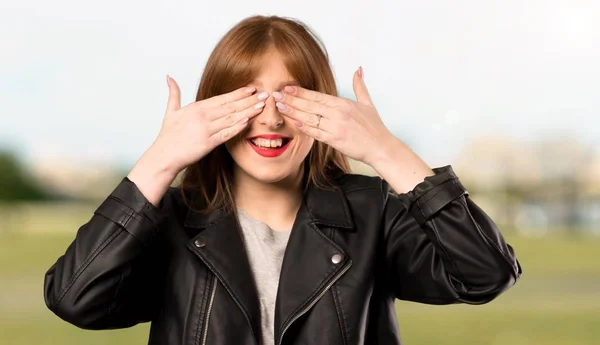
[1,0,598,169]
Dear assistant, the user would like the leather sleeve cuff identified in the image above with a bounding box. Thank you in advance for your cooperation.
[399,165,468,226]
[93,177,170,246]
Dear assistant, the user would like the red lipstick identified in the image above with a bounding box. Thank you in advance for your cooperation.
[247,134,291,158]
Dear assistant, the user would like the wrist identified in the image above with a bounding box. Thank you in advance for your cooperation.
[364,134,403,170]
[145,142,182,178]
[366,135,434,194]
[126,146,179,206]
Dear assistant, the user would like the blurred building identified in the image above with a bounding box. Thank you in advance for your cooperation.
[26,157,123,201]
[455,134,600,236]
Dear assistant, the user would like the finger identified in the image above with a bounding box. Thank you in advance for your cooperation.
[207,100,266,135]
[276,102,330,131]
[207,91,269,121]
[199,86,257,109]
[211,115,251,144]
[352,66,373,106]
[273,91,331,118]
[294,119,330,143]
[283,85,338,106]
[166,75,181,112]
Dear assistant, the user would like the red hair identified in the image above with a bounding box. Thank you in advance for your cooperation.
[178,15,350,213]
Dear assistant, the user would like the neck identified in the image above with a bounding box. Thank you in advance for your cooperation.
[232,166,304,231]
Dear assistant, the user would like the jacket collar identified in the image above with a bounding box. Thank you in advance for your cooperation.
[183,179,354,230]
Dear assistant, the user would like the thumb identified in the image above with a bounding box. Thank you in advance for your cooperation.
[166,75,181,112]
[352,66,373,106]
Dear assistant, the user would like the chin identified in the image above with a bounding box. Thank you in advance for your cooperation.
[245,165,298,184]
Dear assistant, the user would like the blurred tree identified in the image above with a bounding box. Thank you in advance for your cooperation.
[0,150,48,201]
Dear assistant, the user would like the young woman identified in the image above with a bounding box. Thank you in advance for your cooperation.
[44,15,521,345]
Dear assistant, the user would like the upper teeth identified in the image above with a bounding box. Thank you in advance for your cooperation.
[252,138,283,148]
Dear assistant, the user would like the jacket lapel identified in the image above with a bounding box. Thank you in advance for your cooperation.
[184,207,262,342]
[274,182,355,345]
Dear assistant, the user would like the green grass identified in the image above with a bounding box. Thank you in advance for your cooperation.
[1,232,599,345]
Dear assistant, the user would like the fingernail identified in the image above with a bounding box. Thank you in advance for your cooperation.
[294,120,303,127]
[257,91,269,100]
[272,91,283,101]
[358,66,363,79]
[166,74,171,87]
[284,86,296,93]
[254,101,265,109]
[276,102,287,111]
[244,87,255,93]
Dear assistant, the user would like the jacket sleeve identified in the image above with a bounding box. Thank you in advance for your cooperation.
[43,177,172,329]
[382,165,522,304]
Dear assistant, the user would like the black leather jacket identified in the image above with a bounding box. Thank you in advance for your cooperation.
[44,165,521,345]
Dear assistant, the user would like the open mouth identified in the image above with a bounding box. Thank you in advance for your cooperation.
[248,137,291,149]
[247,137,292,158]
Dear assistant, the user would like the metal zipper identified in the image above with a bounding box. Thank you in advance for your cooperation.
[277,260,352,345]
[188,243,258,345]
[201,275,217,345]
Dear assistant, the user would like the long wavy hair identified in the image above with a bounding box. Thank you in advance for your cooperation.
[177,15,350,214]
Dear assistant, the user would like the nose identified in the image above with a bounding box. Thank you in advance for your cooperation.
[255,94,284,129]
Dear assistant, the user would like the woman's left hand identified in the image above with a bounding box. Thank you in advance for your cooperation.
[274,67,395,166]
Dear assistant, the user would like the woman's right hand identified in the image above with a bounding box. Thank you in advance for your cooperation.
[155,75,267,174]
[127,76,268,206]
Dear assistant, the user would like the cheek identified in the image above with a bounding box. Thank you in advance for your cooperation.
[225,125,252,153]
[224,137,246,161]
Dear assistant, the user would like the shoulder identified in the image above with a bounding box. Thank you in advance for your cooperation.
[333,172,387,194]
[331,172,405,213]
[332,173,392,209]
[162,185,194,220]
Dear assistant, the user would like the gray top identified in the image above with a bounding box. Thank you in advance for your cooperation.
[236,208,292,345]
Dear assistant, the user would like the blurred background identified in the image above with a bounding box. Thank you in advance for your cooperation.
[1,0,599,344]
